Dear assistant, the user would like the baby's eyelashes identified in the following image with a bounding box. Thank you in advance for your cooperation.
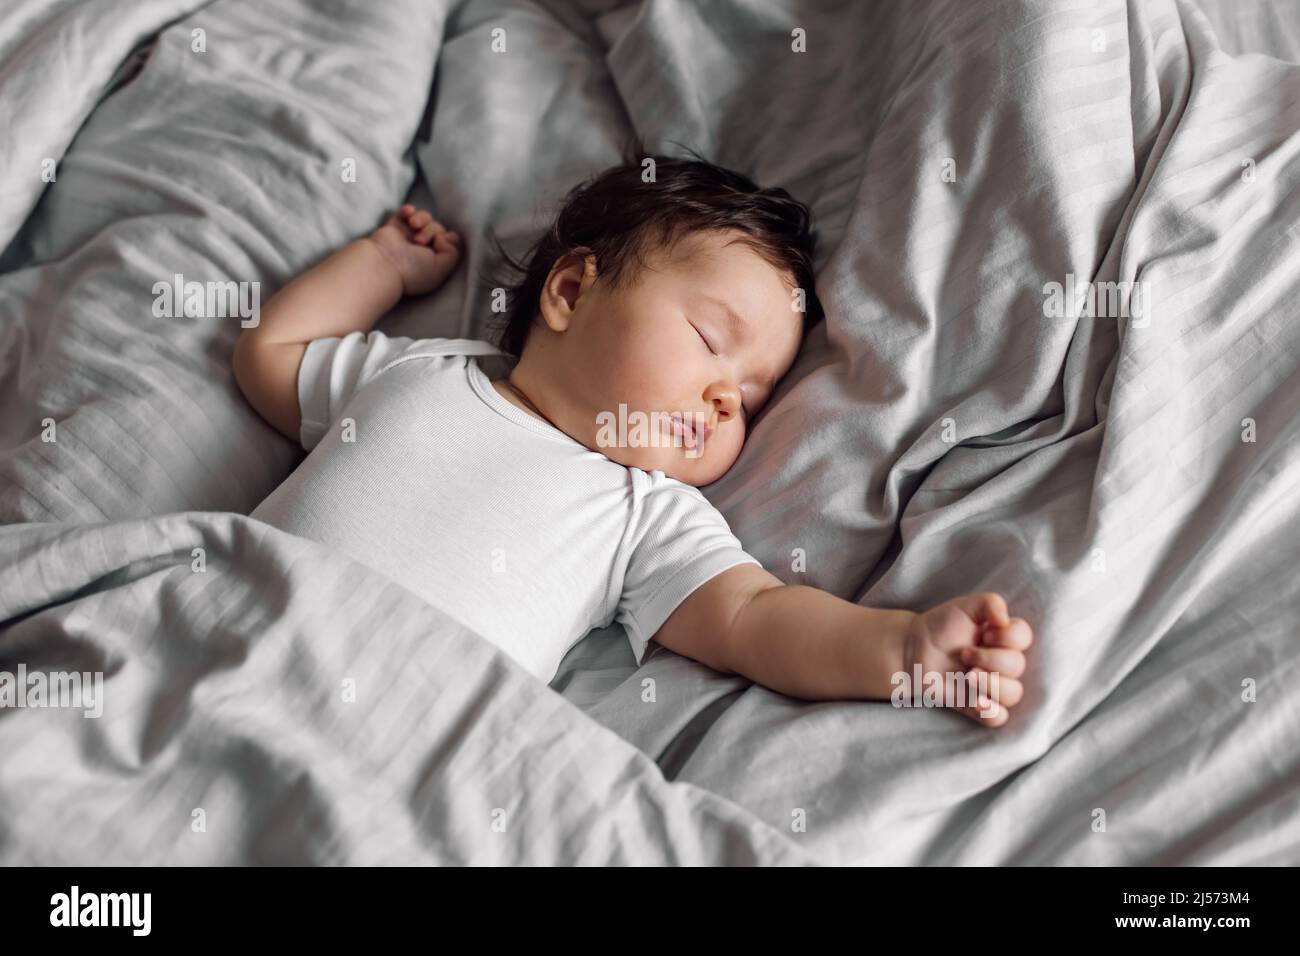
[692,323,717,355]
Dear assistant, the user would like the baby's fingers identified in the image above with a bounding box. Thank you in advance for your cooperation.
[955,671,1007,727]
[983,617,1033,651]
[968,668,1023,708]
[962,692,1008,727]
[960,645,1025,678]
[416,219,447,245]
[952,592,1010,629]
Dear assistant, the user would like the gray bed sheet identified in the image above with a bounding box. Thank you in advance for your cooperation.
[1,0,1298,864]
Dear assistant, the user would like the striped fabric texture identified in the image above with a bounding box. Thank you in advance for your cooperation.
[1,0,1297,863]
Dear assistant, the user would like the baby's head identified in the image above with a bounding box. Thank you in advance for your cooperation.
[485,151,821,487]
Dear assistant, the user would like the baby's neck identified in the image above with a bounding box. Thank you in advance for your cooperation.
[491,377,551,424]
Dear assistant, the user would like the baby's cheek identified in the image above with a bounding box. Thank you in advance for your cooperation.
[725,429,746,463]
[704,434,745,481]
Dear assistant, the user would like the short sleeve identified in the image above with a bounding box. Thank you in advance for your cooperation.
[296,330,417,450]
[616,471,763,665]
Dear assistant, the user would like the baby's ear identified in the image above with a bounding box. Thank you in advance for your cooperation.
[539,252,593,329]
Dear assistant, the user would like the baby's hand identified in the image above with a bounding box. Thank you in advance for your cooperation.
[902,592,1032,728]
[368,205,462,296]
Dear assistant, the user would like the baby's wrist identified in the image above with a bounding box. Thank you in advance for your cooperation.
[867,608,915,700]
[358,235,409,297]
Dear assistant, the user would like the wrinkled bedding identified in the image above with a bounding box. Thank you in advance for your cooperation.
[1,0,1298,864]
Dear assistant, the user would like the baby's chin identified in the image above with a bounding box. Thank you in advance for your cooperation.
[597,443,735,487]
[657,461,728,487]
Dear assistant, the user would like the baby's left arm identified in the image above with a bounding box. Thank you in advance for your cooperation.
[653,565,1032,727]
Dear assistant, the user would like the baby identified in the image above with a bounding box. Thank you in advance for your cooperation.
[235,155,1032,727]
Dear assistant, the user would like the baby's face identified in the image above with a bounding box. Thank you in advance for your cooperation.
[532,228,805,486]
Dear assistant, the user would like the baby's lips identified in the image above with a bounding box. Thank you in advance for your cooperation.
[665,411,699,451]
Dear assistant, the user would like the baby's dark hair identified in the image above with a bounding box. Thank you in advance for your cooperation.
[480,141,822,358]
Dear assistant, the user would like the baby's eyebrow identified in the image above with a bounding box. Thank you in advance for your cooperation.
[701,294,748,340]
[700,293,780,385]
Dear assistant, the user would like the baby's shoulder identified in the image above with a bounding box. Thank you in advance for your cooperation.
[629,468,726,520]
[374,336,503,372]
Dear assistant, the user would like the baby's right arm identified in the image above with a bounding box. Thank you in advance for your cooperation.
[233,206,461,440]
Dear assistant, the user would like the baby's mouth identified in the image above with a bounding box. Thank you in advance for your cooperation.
[666,412,709,453]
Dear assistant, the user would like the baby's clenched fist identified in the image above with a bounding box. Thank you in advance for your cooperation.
[902,591,1033,728]
[368,204,462,296]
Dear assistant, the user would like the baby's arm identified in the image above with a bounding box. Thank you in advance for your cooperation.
[233,206,460,440]
[653,565,1032,727]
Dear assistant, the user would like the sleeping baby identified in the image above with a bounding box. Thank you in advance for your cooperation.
[234,154,1032,726]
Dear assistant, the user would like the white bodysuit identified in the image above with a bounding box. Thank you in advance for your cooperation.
[249,331,761,683]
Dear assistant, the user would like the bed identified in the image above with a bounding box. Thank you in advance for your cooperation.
[1,0,1298,864]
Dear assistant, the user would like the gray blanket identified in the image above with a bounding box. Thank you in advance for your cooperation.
[2,0,1298,864]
